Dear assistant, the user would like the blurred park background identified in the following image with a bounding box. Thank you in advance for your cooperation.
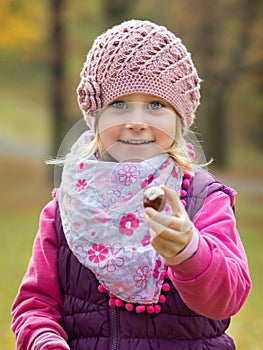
[0,0,263,349]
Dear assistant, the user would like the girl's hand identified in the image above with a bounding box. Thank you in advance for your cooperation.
[144,185,193,259]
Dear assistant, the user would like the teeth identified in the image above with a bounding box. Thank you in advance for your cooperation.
[122,140,152,144]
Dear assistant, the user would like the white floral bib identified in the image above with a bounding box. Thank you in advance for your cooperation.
[58,131,183,304]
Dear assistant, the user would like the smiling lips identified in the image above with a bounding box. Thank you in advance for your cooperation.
[119,140,154,145]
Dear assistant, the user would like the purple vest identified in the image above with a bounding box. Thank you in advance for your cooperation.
[55,170,236,350]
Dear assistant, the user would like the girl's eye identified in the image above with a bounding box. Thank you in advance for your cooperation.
[111,101,126,109]
[149,101,164,110]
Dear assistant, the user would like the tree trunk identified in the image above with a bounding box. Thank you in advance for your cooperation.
[50,0,67,157]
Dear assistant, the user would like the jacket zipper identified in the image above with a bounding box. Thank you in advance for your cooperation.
[111,307,120,350]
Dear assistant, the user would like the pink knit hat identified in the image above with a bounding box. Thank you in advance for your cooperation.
[77,19,201,128]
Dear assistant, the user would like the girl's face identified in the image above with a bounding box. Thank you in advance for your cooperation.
[97,93,178,162]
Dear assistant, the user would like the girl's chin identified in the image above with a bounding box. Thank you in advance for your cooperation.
[100,151,160,163]
[99,143,165,162]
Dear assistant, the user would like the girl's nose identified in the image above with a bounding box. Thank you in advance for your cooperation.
[124,105,148,130]
[125,121,148,131]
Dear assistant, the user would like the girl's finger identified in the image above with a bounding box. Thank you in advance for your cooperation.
[160,185,185,217]
[144,207,174,228]
[145,216,172,238]
[145,208,192,237]
[150,233,188,258]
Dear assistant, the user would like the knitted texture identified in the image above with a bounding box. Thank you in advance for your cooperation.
[77,20,201,128]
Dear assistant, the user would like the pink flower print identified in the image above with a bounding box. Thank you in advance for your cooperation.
[76,179,87,192]
[75,245,88,264]
[141,174,154,189]
[171,166,179,178]
[159,158,171,170]
[88,243,108,264]
[153,259,162,278]
[118,164,140,186]
[141,235,151,247]
[78,162,85,171]
[107,189,121,204]
[119,213,139,236]
[99,243,125,273]
[134,266,152,289]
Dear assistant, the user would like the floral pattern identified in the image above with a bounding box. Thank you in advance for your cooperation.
[78,162,86,171]
[118,164,141,186]
[88,243,108,264]
[75,245,88,264]
[134,265,152,289]
[159,158,171,170]
[141,235,151,247]
[153,259,162,278]
[76,179,88,192]
[77,76,102,115]
[59,140,182,304]
[99,243,125,272]
[119,213,139,236]
[171,166,179,178]
[141,173,154,189]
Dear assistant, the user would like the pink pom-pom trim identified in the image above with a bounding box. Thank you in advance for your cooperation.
[115,298,124,307]
[108,299,116,307]
[136,305,146,313]
[183,172,192,179]
[146,305,155,314]
[180,189,187,198]
[98,285,107,293]
[159,295,166,304]
[125,303,134,312]
[183,179,190,189]
[154,305,161,313]
[162,283,170,292]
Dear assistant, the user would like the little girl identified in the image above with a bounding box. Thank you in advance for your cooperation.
[11,20,251,350]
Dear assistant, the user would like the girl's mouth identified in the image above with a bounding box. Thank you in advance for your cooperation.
[119,140,154,145]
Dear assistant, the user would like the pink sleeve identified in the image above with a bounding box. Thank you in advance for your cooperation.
[168,191,251,320]
[11,199,68,350]
[31,332,70,350]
